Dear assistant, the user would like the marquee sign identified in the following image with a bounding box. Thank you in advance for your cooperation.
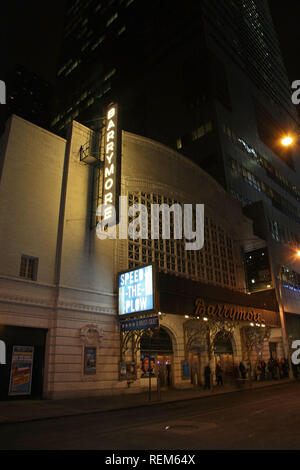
[119,315,159,332]
[194,298,279,326]
[102,103,121,226]
[118,264,157,316]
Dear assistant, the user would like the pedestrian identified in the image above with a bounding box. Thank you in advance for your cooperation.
[268,358,277,380]
[267,359,272,380]
[216,363,223,386]
[239,361,246,379]
[260,360,266,380]
[292,362,298,379]
[204,364,211,389]
[276,358,282,379]
[255,362,261,381]
[282,358,289,378]
[280,358,285,378]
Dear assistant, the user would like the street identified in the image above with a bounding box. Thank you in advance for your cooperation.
[1,381,300,450]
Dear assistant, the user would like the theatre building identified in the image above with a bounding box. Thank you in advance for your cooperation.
[0,114,283,399]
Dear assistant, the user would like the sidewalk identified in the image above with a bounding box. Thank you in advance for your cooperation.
[0,378,293,425]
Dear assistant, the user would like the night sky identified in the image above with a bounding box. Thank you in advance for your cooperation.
[2,0,66,83]
[1,1,300,87]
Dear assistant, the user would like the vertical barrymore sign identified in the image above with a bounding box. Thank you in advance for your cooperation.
[102,103,121,226]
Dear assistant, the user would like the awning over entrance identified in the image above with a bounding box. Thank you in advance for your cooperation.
[159,272,280,327]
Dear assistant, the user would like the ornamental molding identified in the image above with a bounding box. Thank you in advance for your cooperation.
[57,301,115,315]
[0,294,116,316]
[0,294,54,309]
[79,324,104,345]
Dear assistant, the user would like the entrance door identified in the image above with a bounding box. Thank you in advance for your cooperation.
[189,353,201,386]
[214,332,234,381]
[140,327,173,388]
[215,353,234,377]
[156,355,172,388]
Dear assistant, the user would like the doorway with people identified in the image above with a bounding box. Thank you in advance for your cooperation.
[214,331,235,382]
[140,327,173,388]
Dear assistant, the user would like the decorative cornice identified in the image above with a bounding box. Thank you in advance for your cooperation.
[0,294,54,309]
[57,300,115,315]
[0,294,116,316]
[0,274,55,288]
[59,284,116,297]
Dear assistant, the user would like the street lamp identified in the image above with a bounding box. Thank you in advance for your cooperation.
[281,136,294,147]
[271,250,300,379]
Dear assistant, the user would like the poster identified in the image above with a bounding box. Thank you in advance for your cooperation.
[84,347,96,375]
[8,345,34,396]
[182,360,190,379]
[140,355,156,378]
[119,362,137,380]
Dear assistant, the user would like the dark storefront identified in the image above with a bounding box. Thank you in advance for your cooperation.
[0,325,47,400]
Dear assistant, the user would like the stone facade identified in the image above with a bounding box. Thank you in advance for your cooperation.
[0,116,283,399]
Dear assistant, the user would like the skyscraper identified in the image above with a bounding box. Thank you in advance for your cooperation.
[3,65,53,131]
[52,0,300,347]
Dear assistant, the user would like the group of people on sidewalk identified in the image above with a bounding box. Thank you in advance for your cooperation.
[253,358,290,381]
[203,357,291,389]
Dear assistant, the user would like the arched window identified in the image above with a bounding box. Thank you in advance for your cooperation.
[140,327,173,353]
[214,332,233,354]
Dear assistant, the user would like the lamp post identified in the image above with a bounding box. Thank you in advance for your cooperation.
[270,251,300,379]
[281,136,294,147]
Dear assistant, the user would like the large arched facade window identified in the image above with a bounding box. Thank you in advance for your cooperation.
[140,327,173,387]
[214,331,235,378]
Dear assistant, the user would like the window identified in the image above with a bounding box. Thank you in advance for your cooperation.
[106,12,118,27]
[176,138,182,150]
[269,220,280,242]
[127,192,238,289]
[19,255,38,281]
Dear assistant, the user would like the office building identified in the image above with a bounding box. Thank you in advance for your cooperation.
[3,65,53,132]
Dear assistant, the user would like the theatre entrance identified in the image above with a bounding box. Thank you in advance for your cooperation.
[214,332,234,380]
[140,327,173,388]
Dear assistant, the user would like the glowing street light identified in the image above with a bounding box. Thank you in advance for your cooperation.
[281,136,294,147]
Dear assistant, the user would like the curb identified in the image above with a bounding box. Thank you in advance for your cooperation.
[0,379,294,426]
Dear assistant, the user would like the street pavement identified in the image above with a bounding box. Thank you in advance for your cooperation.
[0,377,291,425]
[0,380,299,450]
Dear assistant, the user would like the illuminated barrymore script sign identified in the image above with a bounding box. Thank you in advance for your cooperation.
[194,298,265,323]
[102,103,121,226]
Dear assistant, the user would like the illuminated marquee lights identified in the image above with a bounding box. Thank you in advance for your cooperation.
[102,103,121,225]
